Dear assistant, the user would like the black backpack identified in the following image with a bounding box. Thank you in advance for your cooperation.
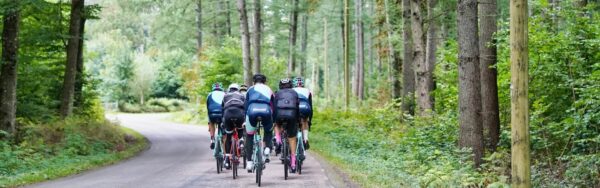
[223,92,245,109]
[275,89,299,119]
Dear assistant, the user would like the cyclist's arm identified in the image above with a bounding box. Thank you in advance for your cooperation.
[308,92,313,121]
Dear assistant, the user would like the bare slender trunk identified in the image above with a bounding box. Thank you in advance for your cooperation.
[324,18,330,102]
[237,0,252,85]
[383,0,395,96]
[457,0,483,167]
[60,0,85,118]
[300,14,309,77]
[411,0,432,115]
[196,0,203,54]
[74,17,86,109]
[425,0,437,108]
[252,0,262,74]
[479,0,500,151]
[343,0,350,109]
[510,0,531,186]
[288,0,299,76]
[402,0,415,114]
[226,0,232,36]
[0,1,20,137]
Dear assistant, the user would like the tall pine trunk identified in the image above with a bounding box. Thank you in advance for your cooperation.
[457,0,484,167]
[74,17,86,109]
[252,0,262,74]
[60,0,85,118]
[288,0,299,76]
[425,0,437,108]
[0,1,20,137]
[510,0,531,186]
[300,14,309,77]
[343,0,350,109]
[323,18,330,102]
[401,0,415,115]
[479,0,500,151]
[354,0,364,100]
[237,0,252,85]
[411,0,432,115]
[226,0,232,36]
[196,0,202,54]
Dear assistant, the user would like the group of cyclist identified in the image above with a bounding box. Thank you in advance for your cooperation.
[206,74,313,175]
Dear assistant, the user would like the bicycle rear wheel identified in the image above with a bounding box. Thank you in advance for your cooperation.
[297,140,304,175]
[232,140,238,179]
[255,147,262,186]
[283,139,289,180]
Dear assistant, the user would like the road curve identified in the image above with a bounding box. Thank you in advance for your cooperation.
[28,113,339,188]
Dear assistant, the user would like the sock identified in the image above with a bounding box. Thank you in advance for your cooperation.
[210,136,214,141]
[275,132,282,144]
[303,130,309,142]
[291,155,297,168]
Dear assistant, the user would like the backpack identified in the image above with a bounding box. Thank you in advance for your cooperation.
[223,92,245,109]
[275,89,298,119]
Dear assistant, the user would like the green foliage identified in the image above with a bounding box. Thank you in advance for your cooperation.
[118,98,188,113]
[0,118,147,187]
[312,107,509,187]
[195,38,243,96]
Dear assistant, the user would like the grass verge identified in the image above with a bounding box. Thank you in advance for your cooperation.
[0,119,148,187]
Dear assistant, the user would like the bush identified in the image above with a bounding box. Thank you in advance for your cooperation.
[119,98,188,113]
[1,117,146,186]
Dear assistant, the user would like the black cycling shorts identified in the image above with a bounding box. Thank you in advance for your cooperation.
[223,107,245,134]
[276,117,298,138]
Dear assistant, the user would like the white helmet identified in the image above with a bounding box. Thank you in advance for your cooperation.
[228,83,240,92]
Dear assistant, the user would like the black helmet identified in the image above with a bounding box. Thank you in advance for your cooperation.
[240,84,248,92]
[253,74,267,84]
[279,78,292,89]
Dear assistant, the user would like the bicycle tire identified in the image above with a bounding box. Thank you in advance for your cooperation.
[283,139,288,180]
[232,139,237,179]
[297,139,304,175]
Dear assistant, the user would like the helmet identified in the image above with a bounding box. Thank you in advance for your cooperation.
[253,74,267,83]
[212,83,223,91]
[293,77,305,87]
[279,78,292,89]
[228,83,240,92]
[240,84,248,91]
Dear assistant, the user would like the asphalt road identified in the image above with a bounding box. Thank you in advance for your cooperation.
[28,113,343,188]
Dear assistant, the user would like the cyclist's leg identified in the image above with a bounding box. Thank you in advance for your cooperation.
[286,118,299,169]
[261,113,273,151]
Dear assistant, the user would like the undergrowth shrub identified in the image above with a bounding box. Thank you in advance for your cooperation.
[119,98,188,113]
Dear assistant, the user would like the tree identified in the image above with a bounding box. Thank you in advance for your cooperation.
[343,0,350,109]
[425,0,437,106]
[196,0,203,55]
[237,0,252,85]
[411,0,432,115]
[288,0,299,76]
[479,0,500,151]
[60,0,85,118]
[401,0,415,115]
[300,13,309,77]
[510,0,530,186]
[0,0,20,137]
[74,13,87,109]
[252,0,262,74]
[457,0,484,167]
[130,53,157,105]
[354,0,364,100]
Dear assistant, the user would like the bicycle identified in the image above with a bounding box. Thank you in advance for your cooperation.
[213,123,225,174]
[250,118,265,186]
[226,119,243,179]
[295,130,305,175]
[281,122,306,179]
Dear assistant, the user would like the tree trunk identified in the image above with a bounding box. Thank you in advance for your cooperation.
[237,0,252,85]
[510,0,531,186]
[252,0,262,74]
[324,18,330,102]
[457,0,483,167]
[196,0,203,54]
[300,13,309,77]
[213,1,221,44]
[479,0,500,152]
[411,0,432,115]
[401,0,415,115]
[343,0,350,109]
[0,2,20,137]
[288,0,299,76]
[226,0,232,36]
[383,0,395,97]
[354,0,364,100]
[425,0,437,108]
[74,17,86,109]
[60,0,84,118]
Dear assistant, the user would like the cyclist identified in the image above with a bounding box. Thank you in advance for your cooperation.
[221,83,246,169]
[273,78,300,173]
[244,74,275,172]
[293,77,313,149]
[240,84,248,96]
[206,83,225,149]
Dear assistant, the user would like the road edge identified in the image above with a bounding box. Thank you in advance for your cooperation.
[310,151,361,188]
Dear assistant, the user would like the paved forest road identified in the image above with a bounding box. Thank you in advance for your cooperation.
[29,113,341,188]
